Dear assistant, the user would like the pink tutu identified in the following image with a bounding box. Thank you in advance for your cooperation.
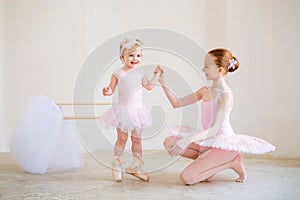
[99,104,152,132]
[169,125,276,154]
[168,91,276,155]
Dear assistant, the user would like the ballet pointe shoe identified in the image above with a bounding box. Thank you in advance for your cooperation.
[230,153,246,182]
[112,156,123,182]
[125,154,150,182]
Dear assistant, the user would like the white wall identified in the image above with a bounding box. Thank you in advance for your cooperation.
[226,0,274,147]
[1,0,299,157]
[0,0,4,151]
[2,0,87,151]
[272,0,300,157]
[80,0,208,151]
[225,0,300,157]
[85,0,206,53]
[206,0,227,47]
[1,0,208,152]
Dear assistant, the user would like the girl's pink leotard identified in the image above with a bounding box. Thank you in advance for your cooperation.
[100,68,152,133]
[170,90,275,154]
[201,90,235,134]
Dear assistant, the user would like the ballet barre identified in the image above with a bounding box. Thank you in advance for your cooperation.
[63,116,101,120]
[56,102,112,106]
[55,102,112,120]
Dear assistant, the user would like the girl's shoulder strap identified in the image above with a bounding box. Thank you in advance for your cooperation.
[215,89,233,99]
[215,89,234,107]
[113,68,125,80]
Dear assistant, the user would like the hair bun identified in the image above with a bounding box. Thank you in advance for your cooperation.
[228,56,239,73]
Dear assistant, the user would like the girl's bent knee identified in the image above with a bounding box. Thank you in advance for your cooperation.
[179,171,195,185]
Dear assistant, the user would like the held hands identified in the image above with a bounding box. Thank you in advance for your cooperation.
[154,65,165,84]
[154,65,163,76]
[102,86,113,96]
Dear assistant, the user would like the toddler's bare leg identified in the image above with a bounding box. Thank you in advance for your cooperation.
[125,129,149,182]
[112,128,128,182]
[114,128,128,157]
[131,129,142,156]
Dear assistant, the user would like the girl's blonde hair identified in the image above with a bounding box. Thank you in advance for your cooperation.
[119,38,143,56]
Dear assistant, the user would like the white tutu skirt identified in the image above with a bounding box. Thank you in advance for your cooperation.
[99,104,152,132]
[10,96,83,174]
[169,125,276,154]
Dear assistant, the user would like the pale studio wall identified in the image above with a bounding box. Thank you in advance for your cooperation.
[0,0,4,152]
[84,0,207,150]
[1,0,299,157]
[1,0,88,152]
[271,0,300,157]
[1,0,208,152]
[225,0,300,157]
[226,1,274,151]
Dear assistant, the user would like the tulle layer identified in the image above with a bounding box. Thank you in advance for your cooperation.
[197,134,276,154]
[99,104,152,132]
[10,96,83,174]
[169,125,276,154]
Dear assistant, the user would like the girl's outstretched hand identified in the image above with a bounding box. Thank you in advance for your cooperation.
[102,87,112,96]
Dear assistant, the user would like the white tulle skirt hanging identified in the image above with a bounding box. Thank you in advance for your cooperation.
[10,96,83,174]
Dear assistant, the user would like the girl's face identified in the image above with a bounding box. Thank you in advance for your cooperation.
[121,48,142,69]
[202,54,220,80]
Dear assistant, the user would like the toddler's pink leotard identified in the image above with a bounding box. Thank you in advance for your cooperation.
[100,68,152,133]
[169,90,275,154]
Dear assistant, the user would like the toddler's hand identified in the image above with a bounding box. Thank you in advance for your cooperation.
[103,87,112,96]
[157,66,165,83]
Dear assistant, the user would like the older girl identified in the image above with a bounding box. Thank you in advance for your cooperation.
[159,48,275,185]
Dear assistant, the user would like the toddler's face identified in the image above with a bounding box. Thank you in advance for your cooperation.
[121,48,142,69]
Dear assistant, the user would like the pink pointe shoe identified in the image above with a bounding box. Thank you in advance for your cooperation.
[112,156,123,182]
[125,154,150,182]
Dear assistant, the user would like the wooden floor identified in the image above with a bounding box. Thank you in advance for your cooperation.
[0,151,300,200]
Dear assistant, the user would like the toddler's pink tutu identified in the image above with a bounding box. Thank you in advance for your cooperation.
[100,68,152,133]
[99,104,152,132]
[169,125,276,154]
